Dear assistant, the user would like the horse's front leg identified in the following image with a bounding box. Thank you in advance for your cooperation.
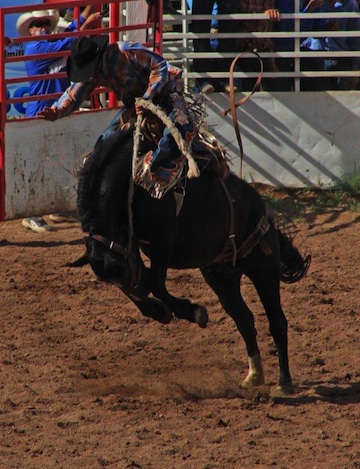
[119,260,174,325]
[150,261,209,328]
[137,196,208,328]
[128,295,173,325]
[123,259,207,327]
[145,235,208,328]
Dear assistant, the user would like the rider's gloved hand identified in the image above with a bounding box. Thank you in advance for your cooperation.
[135,97,149,115]
[135,103,143,115]
[37,107,59,121]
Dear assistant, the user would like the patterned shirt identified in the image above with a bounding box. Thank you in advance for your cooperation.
[54,41,182,117]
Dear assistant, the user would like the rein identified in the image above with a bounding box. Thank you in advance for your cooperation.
[89,233,140,288]
[221,52,264,178]
[89,234,136,260]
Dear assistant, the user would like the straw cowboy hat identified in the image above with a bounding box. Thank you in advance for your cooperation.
[67,35,109,82]
[16,9,60,37]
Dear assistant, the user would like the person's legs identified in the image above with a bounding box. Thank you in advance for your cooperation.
[192,0,217,91]
[267,58,294,91]
[320,58,352,91]
[145,87,196,172]
[216,0,239,91]
[334,58,352,90]
[300,48,324,91]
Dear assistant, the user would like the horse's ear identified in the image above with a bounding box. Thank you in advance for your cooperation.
[86,236,105,261]
[67,252,88,267]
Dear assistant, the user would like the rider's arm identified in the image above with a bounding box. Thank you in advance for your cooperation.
[142,54,169,100]
[38,80,96,121]
[122,42,170,100]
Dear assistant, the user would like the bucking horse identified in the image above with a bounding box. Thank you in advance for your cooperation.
[75,98,310,395]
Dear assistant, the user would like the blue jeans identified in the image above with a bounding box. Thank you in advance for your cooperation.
[97,84,195,173]
[321,58,353,91]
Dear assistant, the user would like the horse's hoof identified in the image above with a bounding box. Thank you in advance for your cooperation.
[159,309,173,324]
[272,384,295,397]
[241,375,265,388]
[194,306,209,328]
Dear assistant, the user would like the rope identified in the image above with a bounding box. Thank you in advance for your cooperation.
[134,98,200,179]
[221,52,264,178]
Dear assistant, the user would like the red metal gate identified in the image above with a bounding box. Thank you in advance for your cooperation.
[0,0,162,220]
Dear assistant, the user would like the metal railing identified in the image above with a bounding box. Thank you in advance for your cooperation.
[162,0,360,92]
[1,0,160,122]
[0,0,162,219]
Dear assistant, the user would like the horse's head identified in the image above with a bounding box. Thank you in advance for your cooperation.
[77,122,154,300]
[85,230,140,293]
[84,231,150,300]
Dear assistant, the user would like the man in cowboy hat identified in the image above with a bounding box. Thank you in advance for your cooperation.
[39,35,197,198]
[17,8,101,233]
[16,7,100,117]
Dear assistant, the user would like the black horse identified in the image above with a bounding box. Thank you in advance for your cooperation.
[76,118,310,395]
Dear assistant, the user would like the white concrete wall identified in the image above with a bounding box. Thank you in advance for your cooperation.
[5,109,118,219]
[4,92,360,220]
[203,91,360,187]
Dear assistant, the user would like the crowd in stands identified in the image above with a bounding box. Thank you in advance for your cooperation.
[187,0,360,92]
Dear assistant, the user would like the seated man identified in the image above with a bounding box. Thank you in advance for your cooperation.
[39,36,197,198]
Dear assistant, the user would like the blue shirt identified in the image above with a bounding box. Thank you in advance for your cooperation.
[24,18,84,117]
[275,0,327,51]
[301,0,360,68]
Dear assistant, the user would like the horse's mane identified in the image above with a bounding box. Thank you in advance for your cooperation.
[77,125,137,232]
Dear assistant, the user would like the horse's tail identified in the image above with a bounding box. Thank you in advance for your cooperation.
[276,227,311,284]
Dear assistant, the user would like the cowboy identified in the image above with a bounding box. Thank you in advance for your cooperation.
[39,35,197,197]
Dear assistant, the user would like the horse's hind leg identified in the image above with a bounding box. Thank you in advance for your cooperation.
[200,264,265,388]
[245,254,294,394]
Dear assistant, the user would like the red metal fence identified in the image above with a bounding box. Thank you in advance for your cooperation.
[0,0,162,220]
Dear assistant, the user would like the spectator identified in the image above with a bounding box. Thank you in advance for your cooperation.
[191,0,240,93]
[302,0,360,90]
[16,8,101,232]
[16,7,100,117]
[269,0,327,91]
[236,0,280,91]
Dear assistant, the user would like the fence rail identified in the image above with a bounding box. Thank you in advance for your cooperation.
[162,1,360,89]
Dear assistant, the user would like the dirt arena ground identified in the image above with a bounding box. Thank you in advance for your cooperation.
[0,195,359,469]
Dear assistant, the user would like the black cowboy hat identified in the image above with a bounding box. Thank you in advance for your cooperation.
[67,35,109,82]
